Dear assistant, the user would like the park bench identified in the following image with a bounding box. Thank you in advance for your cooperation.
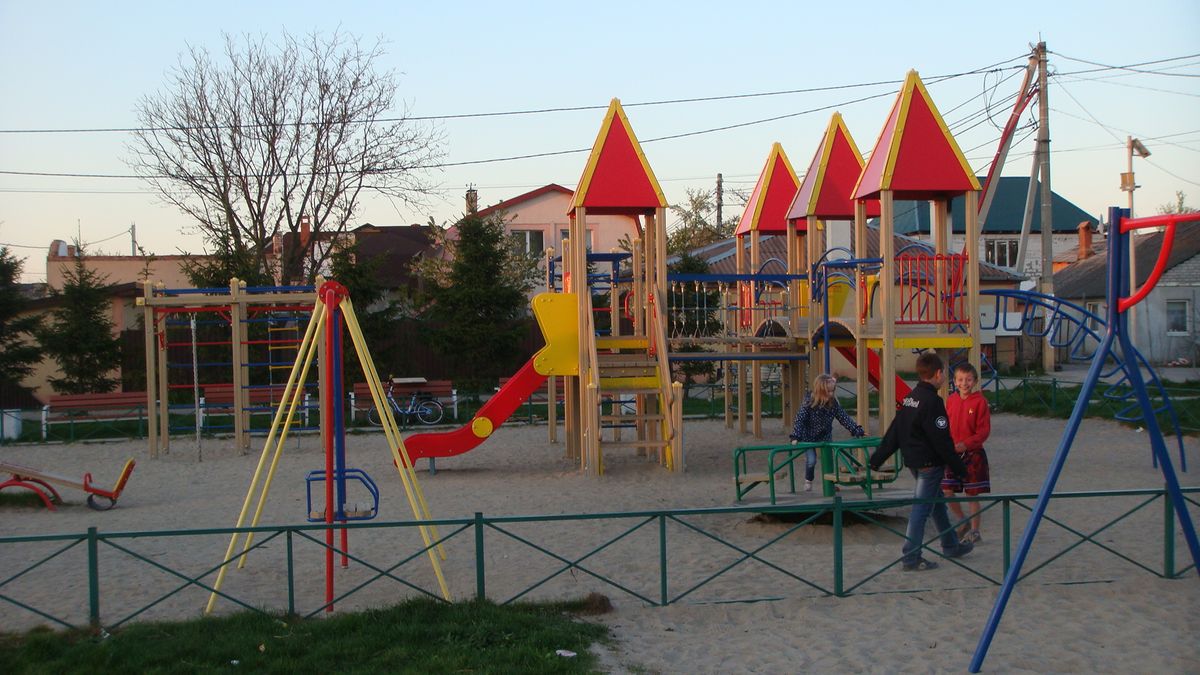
[499,375,567,423]
[198,384,318,430]
[41,392,150,441]
[0,458,136,511]
[348,378,458,423]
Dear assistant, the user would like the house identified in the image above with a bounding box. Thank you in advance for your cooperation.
[46,239,197,289]
[1053,221,1200,365]
[473,184,641,295]
[891,176,1096,279]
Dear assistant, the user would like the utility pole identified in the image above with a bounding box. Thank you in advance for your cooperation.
[130,222,137,256]
[1122,136,1151,347]
[1036,41,1056,374]
[715,173,723,231]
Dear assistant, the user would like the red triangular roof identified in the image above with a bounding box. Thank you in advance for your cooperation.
[734,143,800,236]
[788,113,881,222]
[854,71,981,200]
[570,99,667,216]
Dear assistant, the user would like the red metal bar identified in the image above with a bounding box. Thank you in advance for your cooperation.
[323,296,335,613]
[1119,223,1176,313]
[1120,212,1200,233]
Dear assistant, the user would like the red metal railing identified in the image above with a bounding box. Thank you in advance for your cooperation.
[896,253,967,325]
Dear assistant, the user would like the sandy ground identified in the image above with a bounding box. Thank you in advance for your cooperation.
[1,413,1197,673]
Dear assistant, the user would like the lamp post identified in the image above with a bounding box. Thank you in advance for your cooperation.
[1121,136,1151,345]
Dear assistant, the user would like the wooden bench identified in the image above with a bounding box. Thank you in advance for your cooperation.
[348,378,458,422]
[199,384,317,430]
[41,392,150,441]
[0,458,136,511]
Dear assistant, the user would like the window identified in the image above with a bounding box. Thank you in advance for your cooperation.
[1166,300,1189,335]
[985,239,1019,268]
[510,229,544,255]
[559,228,591,252]
[1085,301,1103,332]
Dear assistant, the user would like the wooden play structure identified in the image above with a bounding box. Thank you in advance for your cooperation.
[0,458,135,511]
[139,280,320,457]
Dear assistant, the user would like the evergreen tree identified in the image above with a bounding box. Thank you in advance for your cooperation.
[40,251,122,394]
[0,247,42,403]
[419,213,537,389]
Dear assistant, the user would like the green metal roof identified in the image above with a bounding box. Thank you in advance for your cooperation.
[891,177,1095,235]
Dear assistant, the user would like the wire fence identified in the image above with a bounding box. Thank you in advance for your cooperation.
[2,487,1195,632]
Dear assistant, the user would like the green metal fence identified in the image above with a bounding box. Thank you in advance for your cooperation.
[2,487,1195,632]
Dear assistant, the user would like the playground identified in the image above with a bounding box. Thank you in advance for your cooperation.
[0,413,1196,672]
[4,63,1199,672]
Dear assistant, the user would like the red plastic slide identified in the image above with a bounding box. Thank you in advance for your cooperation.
[403,358,549,461]
[834,346,911,406]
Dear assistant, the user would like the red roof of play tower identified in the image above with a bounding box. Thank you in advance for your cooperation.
[570,98,667,216]
[734,142,800,236]
[788,112,881,222]
[854,71,980,201]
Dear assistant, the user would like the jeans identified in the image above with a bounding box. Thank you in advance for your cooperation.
[804,448,817,481]
[902,466,961,565]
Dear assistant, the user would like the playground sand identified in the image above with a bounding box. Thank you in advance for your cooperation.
[1,414,1197,673]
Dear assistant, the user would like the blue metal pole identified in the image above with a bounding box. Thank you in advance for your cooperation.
[969,207,1126,672]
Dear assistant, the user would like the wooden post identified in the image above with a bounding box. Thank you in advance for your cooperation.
[229,279,248,450]
[750,230,762,439]
[965,191,982,372]
[854,202,870,433]
[156,283,170,454]
[879,191,897,430]
[142,281,158,458]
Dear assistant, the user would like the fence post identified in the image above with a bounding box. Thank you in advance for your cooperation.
[474,512,485,601]
[286,529,296,616]
[1163,489,1176,578]
[87,527,100,629]
[833,496,844,597]
[659,514,668,606]
[1002,499,1011,575]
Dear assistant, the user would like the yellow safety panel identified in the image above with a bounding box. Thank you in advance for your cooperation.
[595,336,650,350]
[531,293,579,376]
[865,336,974,349]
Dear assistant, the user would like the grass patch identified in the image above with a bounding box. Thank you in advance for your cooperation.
[0,597,611,674]
[0,491,50,508]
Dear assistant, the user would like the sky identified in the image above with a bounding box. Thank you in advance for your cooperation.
[1,1,1198,283]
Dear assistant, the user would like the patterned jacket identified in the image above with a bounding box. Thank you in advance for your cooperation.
[789,393,865,442]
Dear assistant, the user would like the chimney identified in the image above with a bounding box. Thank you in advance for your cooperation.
[1077,221,1093,261]
[300,215,312,248]
[465,186,478,214]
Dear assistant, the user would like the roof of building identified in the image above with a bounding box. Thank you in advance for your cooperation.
[350,224,438,288]
[675,230,1023,283]
[475,184,572,219]
[890,177,1096,235]
[1053,222,1200,299]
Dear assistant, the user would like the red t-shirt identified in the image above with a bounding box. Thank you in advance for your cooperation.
[946,389,991,452]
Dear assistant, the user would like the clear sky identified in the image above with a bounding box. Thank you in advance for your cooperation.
[1,1,1198,283]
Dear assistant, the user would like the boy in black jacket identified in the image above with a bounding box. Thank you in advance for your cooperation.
[870,352,974,571]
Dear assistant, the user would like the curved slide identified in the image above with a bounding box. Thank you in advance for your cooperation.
[403,359,548,460]
[401,291,579,462]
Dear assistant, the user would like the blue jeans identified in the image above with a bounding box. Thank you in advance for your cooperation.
[805,448,817,481]
[903,466,961,565]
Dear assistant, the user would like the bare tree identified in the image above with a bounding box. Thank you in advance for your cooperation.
[129,30,444,283]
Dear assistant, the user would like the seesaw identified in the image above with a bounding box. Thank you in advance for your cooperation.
[0,459,136,511]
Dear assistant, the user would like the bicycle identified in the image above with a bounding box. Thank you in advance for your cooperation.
[367,385,444,426]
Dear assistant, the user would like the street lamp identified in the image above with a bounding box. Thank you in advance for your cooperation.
[1122,137,1151,345]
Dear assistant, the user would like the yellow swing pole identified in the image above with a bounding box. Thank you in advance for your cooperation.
[340,299,450,599]
[204,300,326,615]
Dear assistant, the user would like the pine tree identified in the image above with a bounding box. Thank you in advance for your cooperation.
[420,213,537,389]
[0,247,42,404]
[40,252,122,394]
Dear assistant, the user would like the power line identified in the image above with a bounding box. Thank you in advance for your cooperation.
[1051,51,1200,78]
[1144,158,1200,188]
[0,58,1030,135]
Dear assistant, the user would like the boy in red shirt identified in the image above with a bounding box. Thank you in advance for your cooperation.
[942,362,991,544]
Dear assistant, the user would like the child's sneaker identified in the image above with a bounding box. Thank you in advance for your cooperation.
[804,480,813,492]
[944,540,975,559]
